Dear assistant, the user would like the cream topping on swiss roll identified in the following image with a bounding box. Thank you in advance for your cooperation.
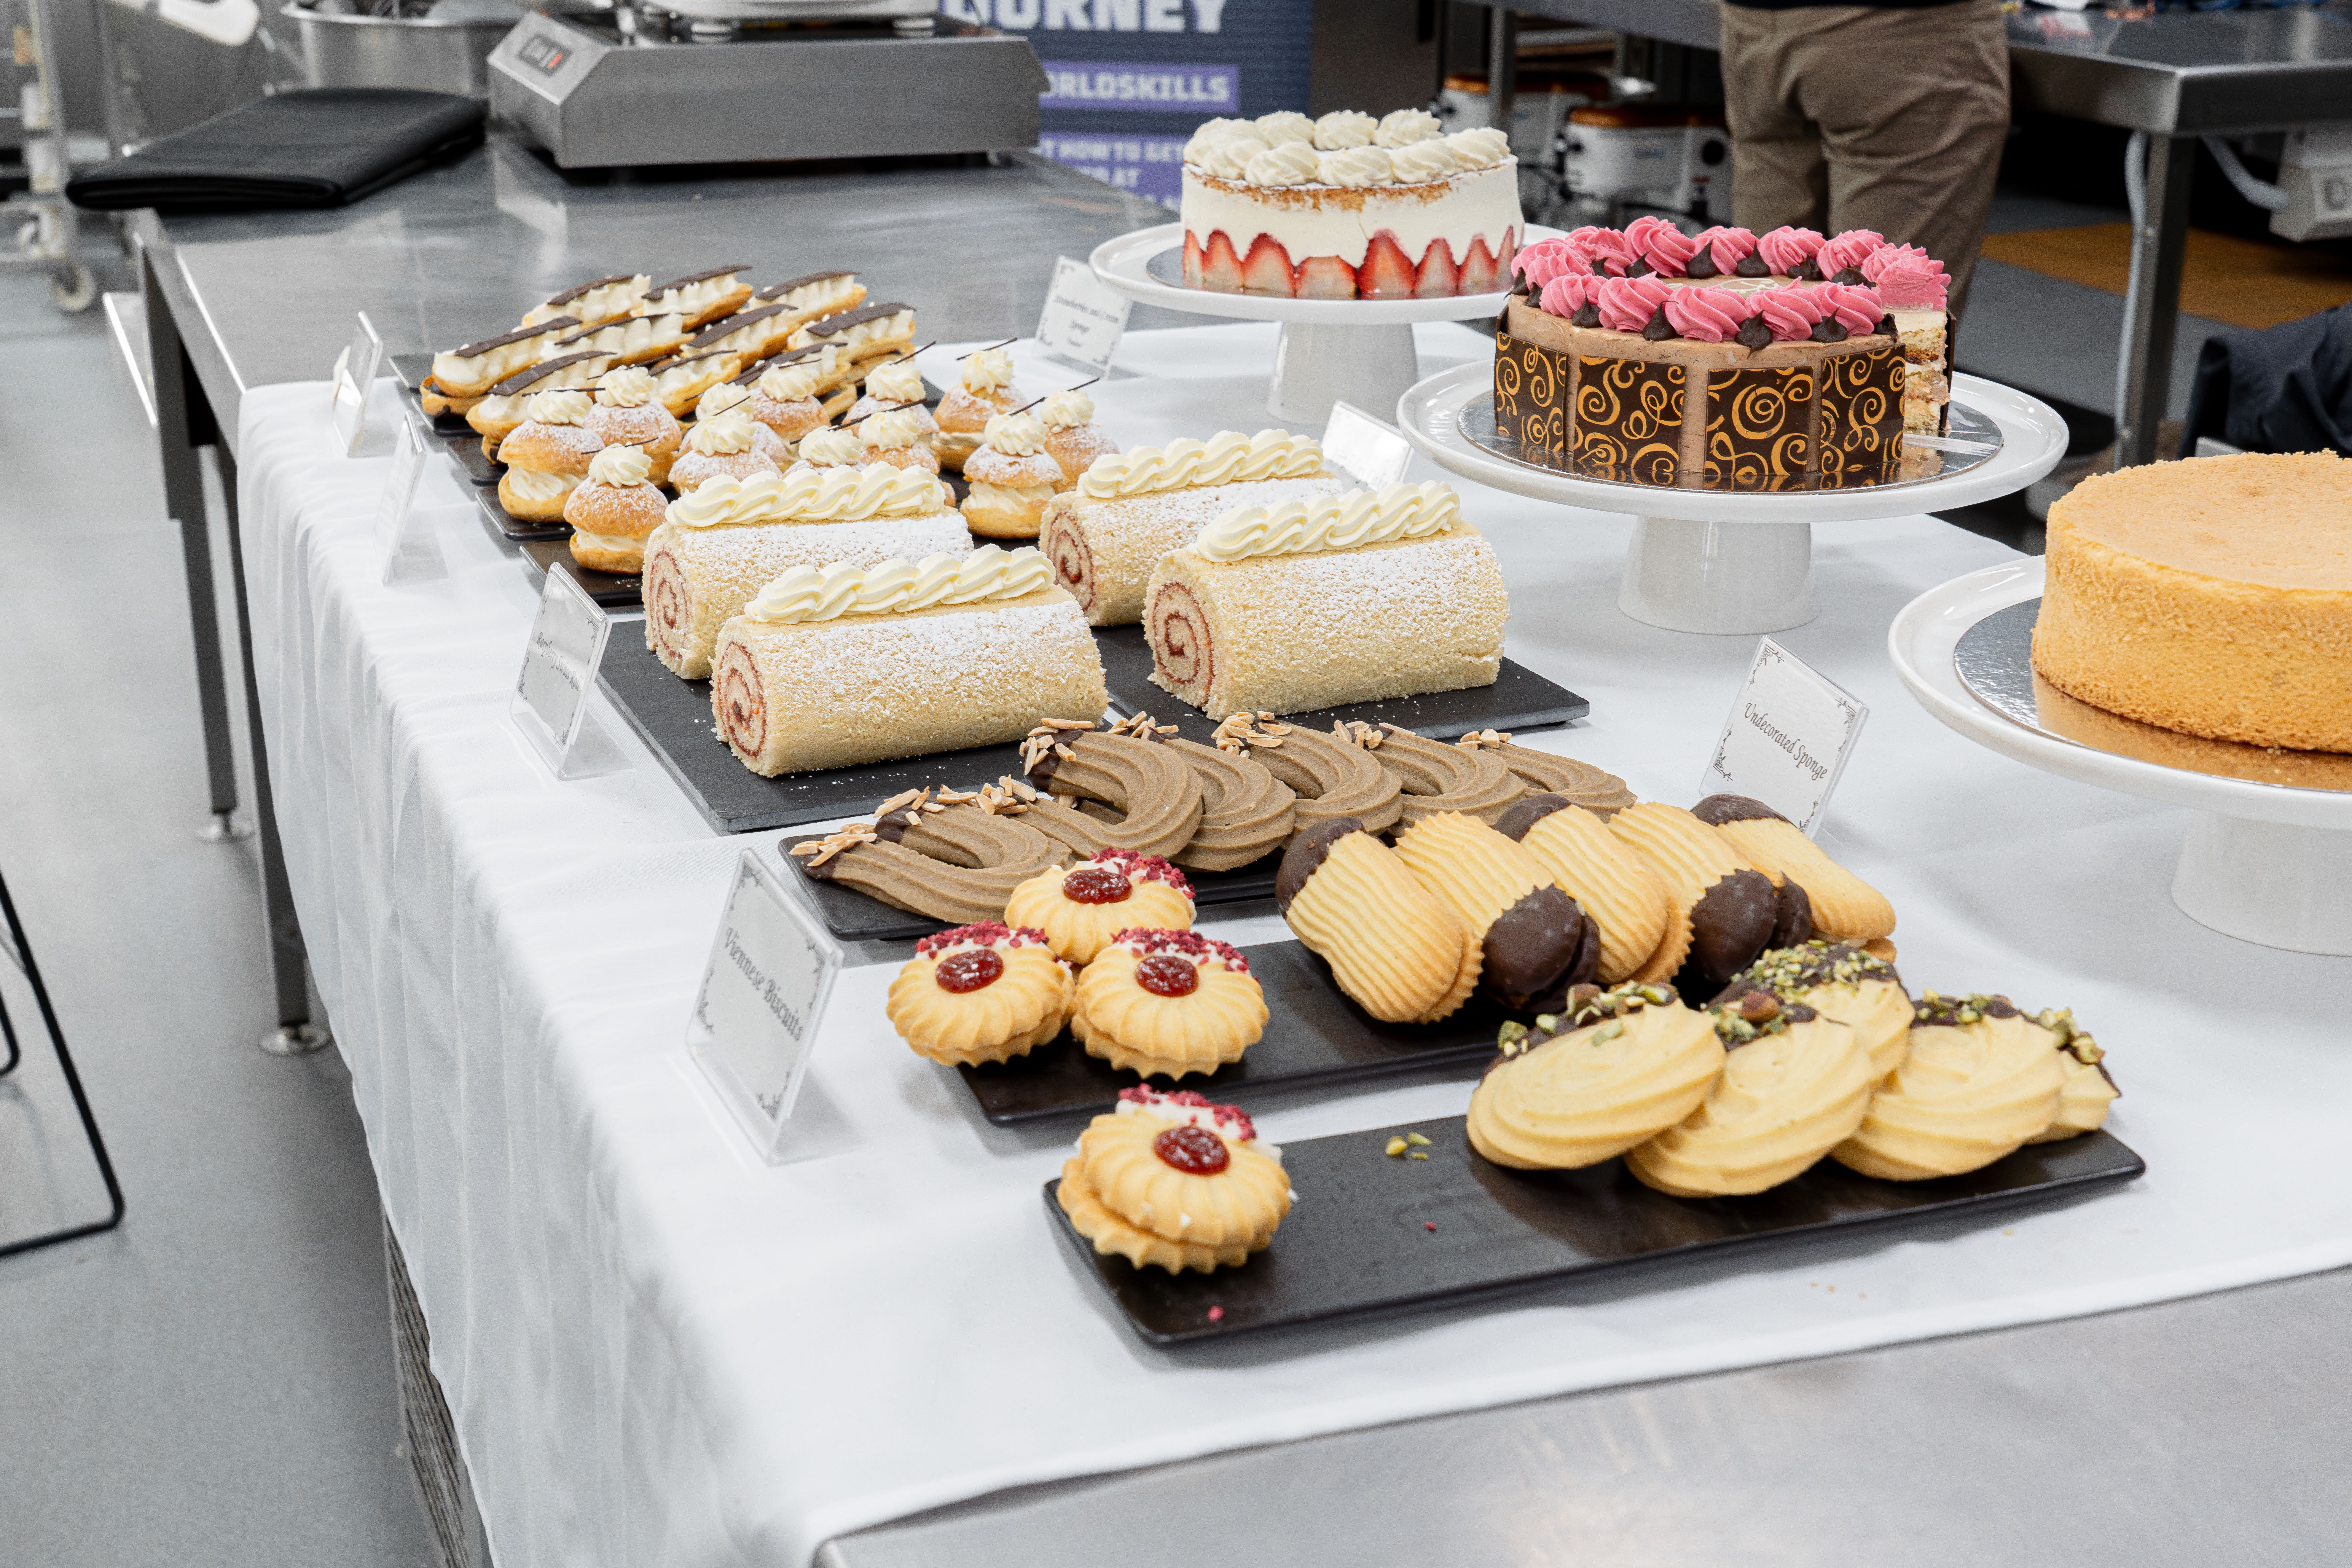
[667,463,948,527]
[863,359,926,404]
[981,412,1048,457]
[861,409,929,450]
[1192,481,1460,562]
[1079,429,1321,498]
[688,411,761,454]
[594,366,657,408]
[744,545,1052,623]
[796,427,864,467]
[962,347,1016,394]
[1039,389,1094,430]
[587,444,652,488]
[759,361,824,402]
[529,389,593,426]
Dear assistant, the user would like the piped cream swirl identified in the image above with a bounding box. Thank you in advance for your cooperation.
[1319,147,1394,188]
[687,411,761,455]
[665,463,949,527]
[1039,389,1094,430]
[797,427,864,468]
[860,408,928,450]
[982,412,1048,457]
[594,366,656,408]
[1243,142,1321,187]
[1375,107,1442,148]
[759,361,823,402]
[1312,109,1378,151]
[962,347,1015,394]
[744,545,1051,623]
[1078,428,1322,498]
[863,359,925,404]
[530,389,593,426]
[586,444,652,487]
[1201,137,1266,180]
[1191,481,1461,562]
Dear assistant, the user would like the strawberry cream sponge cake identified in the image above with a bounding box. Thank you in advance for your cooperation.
[1179,109,1521,298]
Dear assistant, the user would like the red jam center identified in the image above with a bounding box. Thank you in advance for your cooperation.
[1153,1124,1229,1175]
[1061,867,1133,904]
[1135,953,1199,998]
[934,948,1004,993]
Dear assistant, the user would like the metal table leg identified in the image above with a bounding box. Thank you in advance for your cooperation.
[141,251,251,844]
[2117,131,2194,468]
[215,446,330,1057]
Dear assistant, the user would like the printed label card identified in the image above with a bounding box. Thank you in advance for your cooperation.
[1700,638,1868,835]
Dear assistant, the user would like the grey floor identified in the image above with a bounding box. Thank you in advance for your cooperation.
[0,239,431,1565]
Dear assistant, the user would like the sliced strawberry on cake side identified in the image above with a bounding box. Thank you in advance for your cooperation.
[1183,231,1207,287]
[1359,233,1418,299]
[1459,236,1501,294]
[1198,231,1245,292]
[1293,255,1359,298]
[1240,235,1296,296]
[1414,237,1461,296]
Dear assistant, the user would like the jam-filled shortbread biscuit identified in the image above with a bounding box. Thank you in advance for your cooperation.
[1057,1087,1291,1273]
[884,922,1074,1067]
[1003,848,1195,965]
[1074,930,1268,1080]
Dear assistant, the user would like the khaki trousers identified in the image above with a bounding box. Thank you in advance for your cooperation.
[1718,0,2010,317]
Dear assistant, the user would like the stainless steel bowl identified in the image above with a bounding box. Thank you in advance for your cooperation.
[282,4,521,96]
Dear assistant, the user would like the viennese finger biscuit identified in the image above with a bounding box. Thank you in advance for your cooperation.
[1607,802,1802,992]
[1392,810,1598,1013]
[1497,795,1672,984]
[1277,819,1478,1024]
[1692,794,1896,942]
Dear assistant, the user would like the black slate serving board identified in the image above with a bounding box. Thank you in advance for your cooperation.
[1093,626,1588,745]
[1049,1120,2146,1345]
[780,835,1279,943]
[963,941,1505,1125]
[521,540,641,610]
[475,485,568,543]
[391,351,478,438]
[596,635,1035,834]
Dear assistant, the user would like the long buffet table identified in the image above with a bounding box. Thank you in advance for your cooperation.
[135,135,2352,1565]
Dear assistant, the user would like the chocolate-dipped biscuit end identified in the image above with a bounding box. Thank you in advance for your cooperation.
[1677,868,1780,993]
[1275,817,1362,914]
[1690,793,1789,826]
[1480,886,1587,1012]
[1492,792,1571,843]
[1769,878,1812,950]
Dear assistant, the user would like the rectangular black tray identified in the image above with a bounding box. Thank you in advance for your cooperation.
[475,484,568,543]
[1048,1121,2146,1345]
[1094,625,1589,745]
[597,635,1036,834]
[522,540,641,610]
[962,941,1503,1126]
[391,351,479,438]
[780,836,1279,943]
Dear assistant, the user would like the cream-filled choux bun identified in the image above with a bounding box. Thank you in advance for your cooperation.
[788,425,866,473]
[845,357,939,445]
[933,345,1022,470]
[961,412,1063,539]
[1466,981,1724,1169]
[859,407,941,475]
[1037,387,1117,489]
[495,388,603,522]
[738,358,831,451]
[564,443,668,575]
[584,366,682,484]
[694,384,791,466]
[668,410,784,494]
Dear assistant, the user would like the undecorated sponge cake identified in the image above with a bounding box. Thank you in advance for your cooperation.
[2031,451,2352,752]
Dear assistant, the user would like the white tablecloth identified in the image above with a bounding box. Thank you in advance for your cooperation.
[241,325,2352,1568]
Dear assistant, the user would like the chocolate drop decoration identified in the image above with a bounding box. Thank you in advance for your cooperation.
[1571,302,1602,329]
[1735,252,1771,278]
[1625,257,1654,278]
[1493,792,1571,843]
[1690,794,1789,826]
[1832,265,1867,286]
[1641,306,1678,342]
[1480,887,1590,1013]
[1793,257,1825,282]
[1685,243,1720,280]
[1877,314,1898,338]
[1770,879,1813,951]
[1677,869,1781,994]
[1274,816,1362,914]
[1810,318,1848,344]
[1735,315,1774,351]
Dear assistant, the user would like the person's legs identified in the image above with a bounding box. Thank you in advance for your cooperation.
[1786,0,2011,316]
[1719,5,1829,236]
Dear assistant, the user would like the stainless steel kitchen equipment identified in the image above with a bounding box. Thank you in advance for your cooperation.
[283,1,523,96]
[486,8,1047,168]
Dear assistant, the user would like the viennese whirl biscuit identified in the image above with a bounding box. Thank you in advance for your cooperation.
[1497,795,1672,985]
[1277,818,1478,1023]
[1465,982,1723,1169]
[1392,810,1600,1014]
[1693,794,1896,943]
[884,922,1074,1067]
[1608,802,1808,993]
[1057,1088,1290,1273]
[1625,996,1872,1197]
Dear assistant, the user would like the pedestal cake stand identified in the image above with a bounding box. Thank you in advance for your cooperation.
[1395,364,2069,635]
[1892,557,2352,954]
[1089,221,1562,425]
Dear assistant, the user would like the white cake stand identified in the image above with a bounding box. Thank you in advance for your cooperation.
[1891,557,2352,954]
[1089,221,1561,425]
[1396,364,2070,635]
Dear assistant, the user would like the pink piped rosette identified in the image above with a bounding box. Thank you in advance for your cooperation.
[1538,273,1601,320]
[1754,226,1826,279]
[1595,274,1673,334]
[1660,286,1755,343]
[1511,237,1580,292]
[1815,230,1886,280]
[1560,225,1636,279]
[1623,215,1698,278]
[1810,283,1888,337]
[1690,225,1759,276]
[1861,243,1950,310]
[1756,286,1832,343]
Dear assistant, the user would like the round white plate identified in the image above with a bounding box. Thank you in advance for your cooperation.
[1397,364,2069,525]
[1889,558,2352,831]
[1090,222,1565,325]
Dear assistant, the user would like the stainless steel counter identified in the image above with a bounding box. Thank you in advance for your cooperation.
[129,127,2352,1567]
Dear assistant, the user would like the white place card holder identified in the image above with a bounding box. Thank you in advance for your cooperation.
[511,561,614,779]
[375,420,447,585]
[1321,400,1416,490]
[1700,637,1869,836]
[1033,255,1133,373]
[328,311,384,457]
[688,851,841,1161]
